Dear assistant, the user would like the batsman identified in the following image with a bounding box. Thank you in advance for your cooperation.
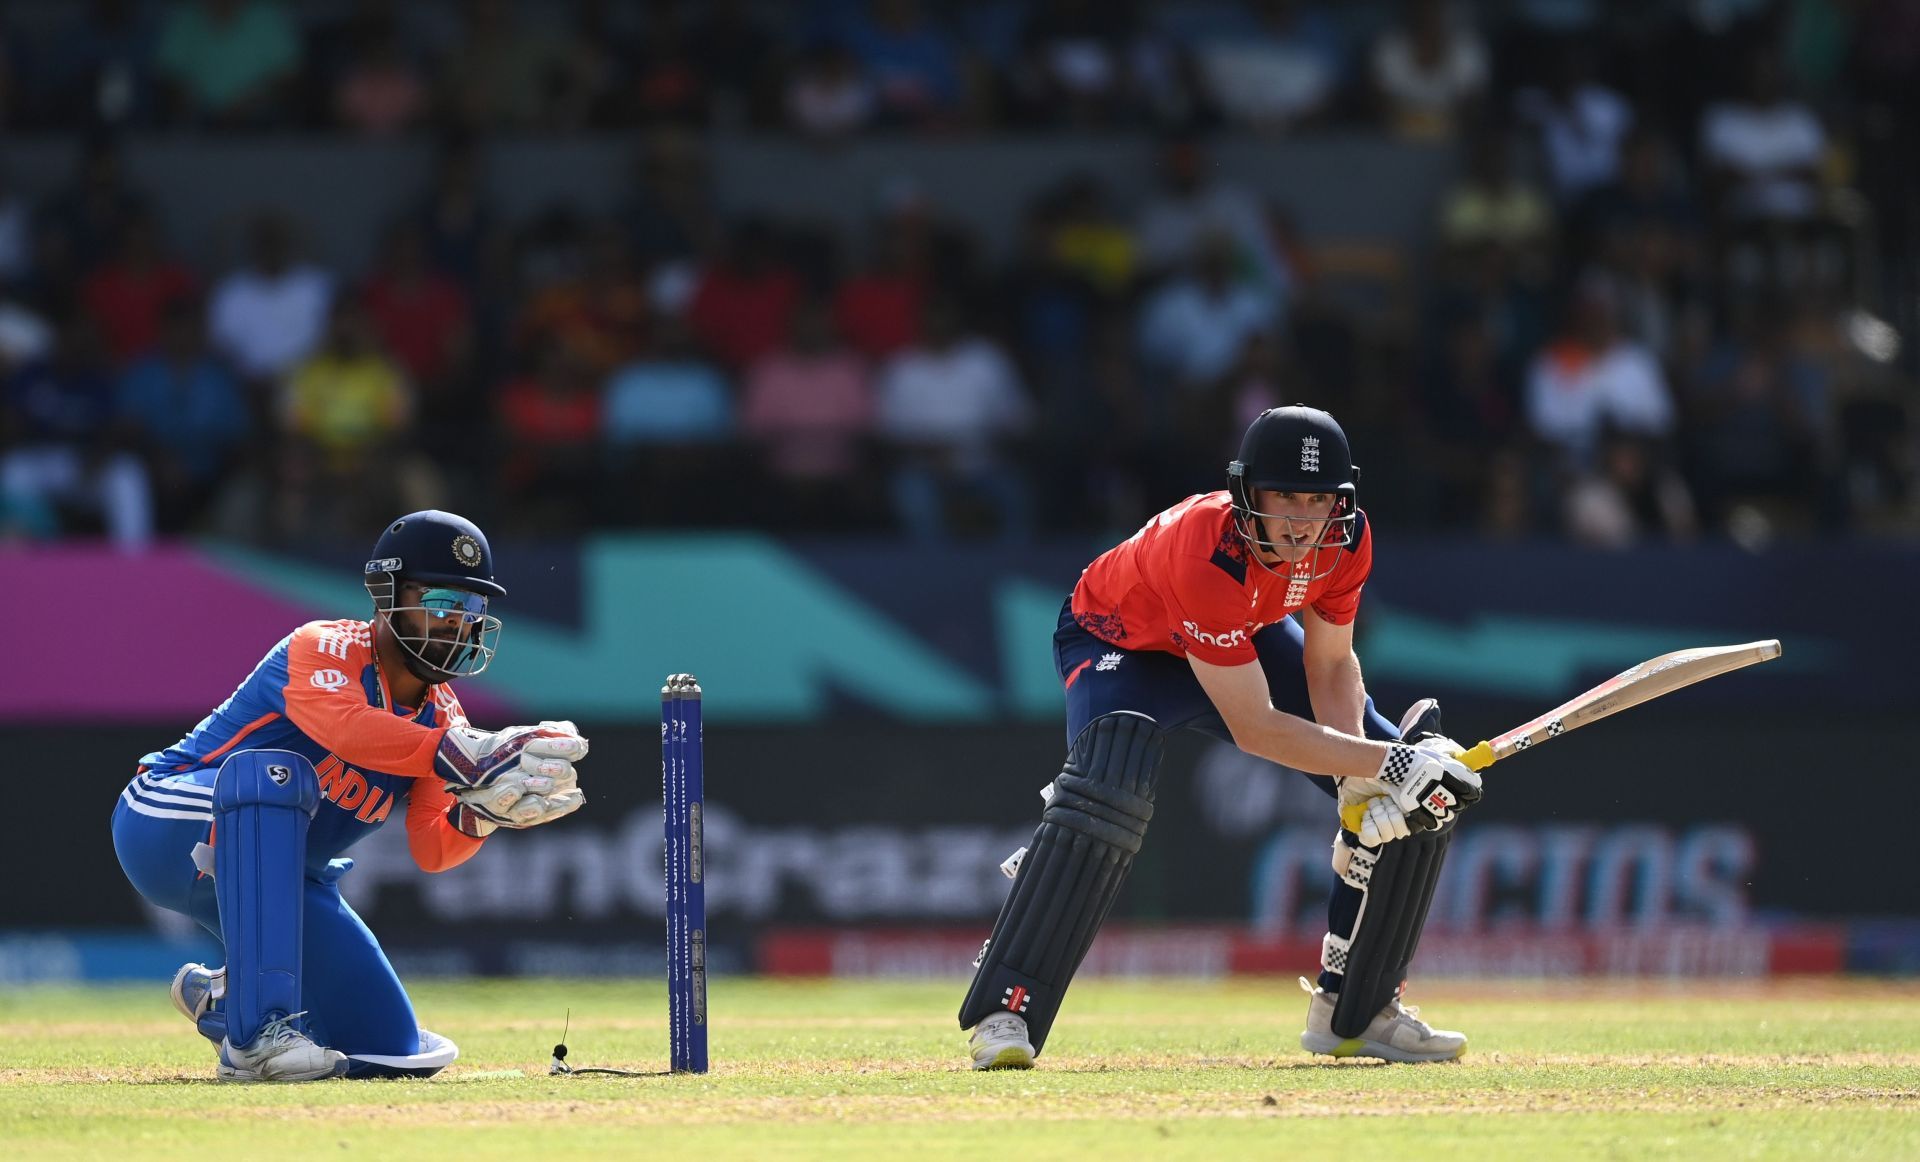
[111,511,589,1081]
[962,405,1484,1069]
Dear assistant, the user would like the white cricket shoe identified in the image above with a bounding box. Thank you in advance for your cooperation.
[968,1012,1036,1071]
[1297,977,1467,1063]
[218,1012,349,1082]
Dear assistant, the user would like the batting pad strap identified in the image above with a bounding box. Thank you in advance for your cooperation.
[1330,836,1378,891]
[1042,773,1154,853]
[1321,931,1352,975]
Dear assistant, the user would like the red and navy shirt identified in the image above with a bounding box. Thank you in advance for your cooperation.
[1070,491,1372,668]
[123,619,483,873]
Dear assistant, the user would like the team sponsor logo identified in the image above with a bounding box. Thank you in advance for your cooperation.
[452,534,484,568]
[1181,621,1248,650]
[1300,436,1321,473]
[1095,652,1124,672]
[310,667,350,690]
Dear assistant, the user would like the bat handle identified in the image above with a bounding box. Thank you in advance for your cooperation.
[1458,741,1497,771]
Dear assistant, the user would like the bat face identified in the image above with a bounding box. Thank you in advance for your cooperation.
[1461,640,1782,771]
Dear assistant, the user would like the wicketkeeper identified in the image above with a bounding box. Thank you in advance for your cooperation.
[111,510,588,1081]
[962,406,1484,1068]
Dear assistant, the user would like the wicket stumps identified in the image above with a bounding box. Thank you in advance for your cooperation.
[662,673,708,1074]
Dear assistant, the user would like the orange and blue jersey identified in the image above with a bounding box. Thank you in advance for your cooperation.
[120,619,483,874]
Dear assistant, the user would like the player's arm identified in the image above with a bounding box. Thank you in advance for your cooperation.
[1187,652,1389,779]
[404,777,486,872]
[1301,607,1366,738]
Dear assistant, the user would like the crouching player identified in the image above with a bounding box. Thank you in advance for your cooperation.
[111,511,587,1081]
[962,406,1484,1069]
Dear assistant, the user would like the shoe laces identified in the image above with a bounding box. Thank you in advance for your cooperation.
[1383,996,1434,1034]
[256,1011,312,1048]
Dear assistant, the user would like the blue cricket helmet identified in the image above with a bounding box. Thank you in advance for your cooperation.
[363,510,506,599]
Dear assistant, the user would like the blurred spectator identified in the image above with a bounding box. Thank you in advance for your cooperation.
[0,169,32,288]
[621,131,718,268]
[834,211,929,361]
[208,214,333,386]
[610,0,708,128]
[786,43,877,138]
[155,0,302,128]
[1048,173,1138,299]
[1438,130,1554,261]
[1008,0,1138,128]
[1572,130,1705,269]
[1369,0,1489,139]
[740,297,876,526]
[114,297,247,531]
[603,314,734,447]
[839,0,968,128]
[1418,313,1520,525]
[333,14,429,137]
[412,139,494,285]
[1136,136,1291,298]
[0,295,53,367]
[688,0,779,128]
[1700,48,1826,224]
[0,319,152,548]
[1524,278,1676,469]
[1138,234,1282,391]
[1683,300,1830,526]
[361,225,471,396]
[282,299,412,465]
[80,212,198,363]
[688,219,803,368]
[441,0,599,131]
[875,296,1033,542]
[42,138,149,279]
[1514,43,1633,206]
[1192,0,1345,132]
[602,313,735,525]
[1564,426,1698,547]
[32,0,161,130]
[495,341,602,530]
[515,224,648,376]
[278,299,423,533]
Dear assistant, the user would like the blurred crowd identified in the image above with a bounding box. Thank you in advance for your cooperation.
[1,0,1916,549]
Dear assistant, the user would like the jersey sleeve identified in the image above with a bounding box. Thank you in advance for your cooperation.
[1310,517,1373,626]
[281,624,447,777]
[403,778,486,872]
[1164,555,1258,667]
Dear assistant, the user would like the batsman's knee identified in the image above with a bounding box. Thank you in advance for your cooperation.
[213,749,320,817]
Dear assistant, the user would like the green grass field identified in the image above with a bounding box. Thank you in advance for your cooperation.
[4,977,1918,1160]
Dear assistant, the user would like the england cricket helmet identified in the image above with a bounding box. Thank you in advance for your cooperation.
[1226,405,1362,578]
[363,510,504,682]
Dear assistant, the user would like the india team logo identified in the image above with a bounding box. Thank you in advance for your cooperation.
[452,534,484,568]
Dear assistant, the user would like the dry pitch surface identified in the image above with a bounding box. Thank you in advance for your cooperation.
[4,977,1918,1160]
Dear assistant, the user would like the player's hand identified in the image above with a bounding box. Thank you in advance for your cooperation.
[1357,795,1413,846]
[1376,741,1483,832]
[453,754,578,822]
[435,722,589,790]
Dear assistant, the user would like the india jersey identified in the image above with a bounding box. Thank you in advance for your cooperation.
[119,619,484,873]
[1070,491,1372,667]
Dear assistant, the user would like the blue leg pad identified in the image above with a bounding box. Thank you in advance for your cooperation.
[213,749,319,1049]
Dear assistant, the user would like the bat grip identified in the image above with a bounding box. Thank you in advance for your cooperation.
[1459,741,1497,771]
